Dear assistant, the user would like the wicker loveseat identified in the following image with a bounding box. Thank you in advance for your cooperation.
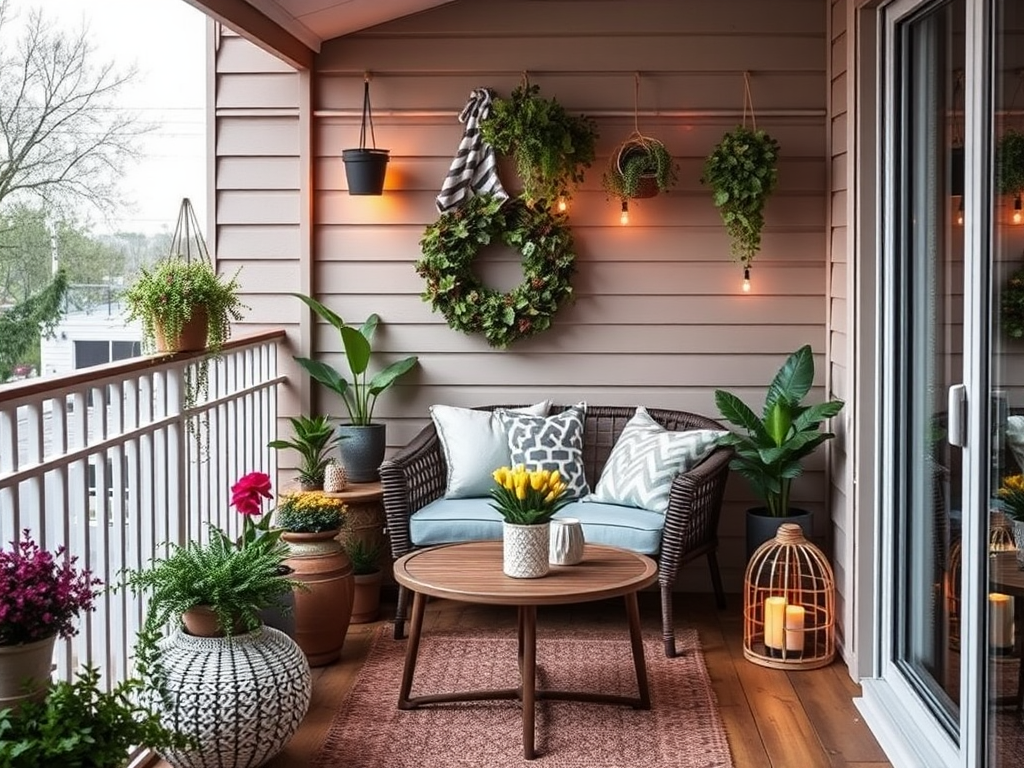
[380,404,733,657]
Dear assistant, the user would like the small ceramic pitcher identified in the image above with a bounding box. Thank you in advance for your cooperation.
[549,518,585,566]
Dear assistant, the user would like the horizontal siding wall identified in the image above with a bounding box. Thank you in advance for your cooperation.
[303,0,830,593]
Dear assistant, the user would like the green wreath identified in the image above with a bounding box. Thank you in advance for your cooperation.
[1003,266,1024,339]
[416,194,576,349]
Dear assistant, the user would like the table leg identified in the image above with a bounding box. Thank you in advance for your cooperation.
[397,590,427,709]
[624,591,651,709]
[521,604,537,760]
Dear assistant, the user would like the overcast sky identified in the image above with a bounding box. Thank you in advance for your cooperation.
[12,0,208,235]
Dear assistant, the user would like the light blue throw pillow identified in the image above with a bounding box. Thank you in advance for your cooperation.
[588,406,726,513]
[498,403,589,499]
[431,401,550,499]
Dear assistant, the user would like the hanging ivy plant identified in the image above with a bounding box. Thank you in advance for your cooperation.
[603,136,678,201]
[998,129,1024,197]
[479,83,598,207]
[700,126,781,268]
[416,194,576,349]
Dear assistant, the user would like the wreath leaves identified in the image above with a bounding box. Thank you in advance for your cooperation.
[416,195,577,349]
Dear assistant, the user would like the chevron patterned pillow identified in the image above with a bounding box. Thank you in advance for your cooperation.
[589,407,727,514]
[498,403,589,499]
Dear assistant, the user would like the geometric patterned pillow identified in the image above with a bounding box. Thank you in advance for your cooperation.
[497,403,589,500]
[589,406,726,513]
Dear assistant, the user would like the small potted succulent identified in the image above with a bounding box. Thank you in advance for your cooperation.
[268,414,344,490]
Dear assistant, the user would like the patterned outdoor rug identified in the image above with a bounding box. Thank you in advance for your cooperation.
[312,624,733,768]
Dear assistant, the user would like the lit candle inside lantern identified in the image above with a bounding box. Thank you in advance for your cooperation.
[764,597,786,650]
[989,592,1014,651]
[785,605,806,653]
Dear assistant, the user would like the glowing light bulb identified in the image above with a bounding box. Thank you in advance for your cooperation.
[1015,196,1022,225]
[619,200,629,226]
[956,199,964,226]
[742,267,751,293]
[557,197,567,213]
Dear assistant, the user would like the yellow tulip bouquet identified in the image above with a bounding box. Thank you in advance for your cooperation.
[490,464,572,525]
[998,474,1024,521]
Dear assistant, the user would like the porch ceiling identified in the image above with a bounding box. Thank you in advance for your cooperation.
[183,0,455,66]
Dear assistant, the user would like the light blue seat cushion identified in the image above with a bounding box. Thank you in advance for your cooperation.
[409,498,664,555]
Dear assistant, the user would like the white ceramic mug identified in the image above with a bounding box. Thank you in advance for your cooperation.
[549,518,585,565]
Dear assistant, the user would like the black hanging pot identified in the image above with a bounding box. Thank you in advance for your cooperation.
[343,75,390,195]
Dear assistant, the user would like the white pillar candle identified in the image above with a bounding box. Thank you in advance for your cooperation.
[785,605,806,653]
[989,592,1014,650]
[764,597,787,650]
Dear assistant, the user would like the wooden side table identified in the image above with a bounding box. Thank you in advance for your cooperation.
[324,481,391,581]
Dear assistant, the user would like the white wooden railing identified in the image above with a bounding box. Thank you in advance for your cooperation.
[0,330,286,689]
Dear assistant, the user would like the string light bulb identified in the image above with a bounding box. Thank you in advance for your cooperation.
[956,198,964,227]
[557,197,567,213]
[1014,195,1022,225]
[742,267,751,293]
[619,200,629,226]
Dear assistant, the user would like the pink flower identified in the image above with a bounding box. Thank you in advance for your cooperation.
[231,471,273,517]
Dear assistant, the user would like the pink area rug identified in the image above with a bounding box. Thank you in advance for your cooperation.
[312,625,734,768]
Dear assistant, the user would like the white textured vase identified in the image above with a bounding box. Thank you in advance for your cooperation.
[155,626,312,768]
[0,634,55,711]
[549,518,585,565]
[503,521,551,578]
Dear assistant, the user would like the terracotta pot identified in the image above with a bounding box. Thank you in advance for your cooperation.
[155,307,208,352]
[283,530,355,666]
[182,605,247,637]
[0,634,55,712]
[351,570,382,623]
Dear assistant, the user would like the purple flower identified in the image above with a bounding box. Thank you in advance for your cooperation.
[0,531,101,646]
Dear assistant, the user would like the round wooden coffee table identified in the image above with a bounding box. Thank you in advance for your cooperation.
[392,540,658,760]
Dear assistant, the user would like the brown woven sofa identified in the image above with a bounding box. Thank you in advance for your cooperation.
[379,404,733,658]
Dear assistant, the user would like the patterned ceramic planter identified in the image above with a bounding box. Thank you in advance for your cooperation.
[503,521,550,578]
[549,518,585,565]
[155,626,311,768]
[1012,520,1024,569]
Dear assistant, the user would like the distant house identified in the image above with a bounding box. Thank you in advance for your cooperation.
[40,298,142,379]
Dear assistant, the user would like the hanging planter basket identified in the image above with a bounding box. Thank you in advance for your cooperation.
[343,74,390,195]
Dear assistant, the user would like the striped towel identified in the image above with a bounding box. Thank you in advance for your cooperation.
[435,88,508,212]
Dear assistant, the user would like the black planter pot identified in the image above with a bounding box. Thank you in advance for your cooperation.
[337,423,387,483]
[342,148,390,195]
[745,507,813,560]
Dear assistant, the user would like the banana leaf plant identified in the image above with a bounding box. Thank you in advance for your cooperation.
[713,345,844,517]
[290,293,419,426]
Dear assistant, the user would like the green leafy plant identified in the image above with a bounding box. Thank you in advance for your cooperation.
[480,83,598,206]
[344,538,381,576]
[713,345,845,517]
[123,257,247,355]
[998,473,1024,521]
[0,666,190,767]
[997,129,1024,196]
[602,136,678,201]
[274,491,347,533]
[700,126,781,268]
[289,294,418,425]
[268,415,344,487]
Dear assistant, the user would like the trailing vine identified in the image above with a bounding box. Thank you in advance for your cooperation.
[479,83,598,207]
[416,194,576,349]
[998,129,1024,197]
[700,126,780,268]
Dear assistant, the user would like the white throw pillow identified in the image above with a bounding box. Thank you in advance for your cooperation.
[431,401,550,499]
[588,406,726,513]
[497,403,589,500]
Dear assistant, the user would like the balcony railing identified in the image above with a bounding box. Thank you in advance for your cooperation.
[0,330,286,689]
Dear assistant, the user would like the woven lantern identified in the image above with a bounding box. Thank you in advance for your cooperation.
[743,523,836,670]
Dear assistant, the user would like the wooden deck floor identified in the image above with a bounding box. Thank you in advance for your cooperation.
[154,591,892,768]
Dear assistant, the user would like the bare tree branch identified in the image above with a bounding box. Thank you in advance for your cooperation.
[0,0,146,217]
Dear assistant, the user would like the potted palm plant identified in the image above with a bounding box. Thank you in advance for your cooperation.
[713,345,845,558]
[289,293,419,482]
[268,414,344,490]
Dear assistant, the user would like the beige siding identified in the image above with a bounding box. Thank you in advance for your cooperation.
[312,0,829,594]
[214,0,833,598]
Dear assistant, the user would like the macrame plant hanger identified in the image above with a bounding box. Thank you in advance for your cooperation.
[168,197,211,265]
[616,72,668,224]
[741,72,758,291]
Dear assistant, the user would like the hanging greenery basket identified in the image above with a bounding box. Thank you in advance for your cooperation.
[603,134,677,201]
[997,129,1024,197]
